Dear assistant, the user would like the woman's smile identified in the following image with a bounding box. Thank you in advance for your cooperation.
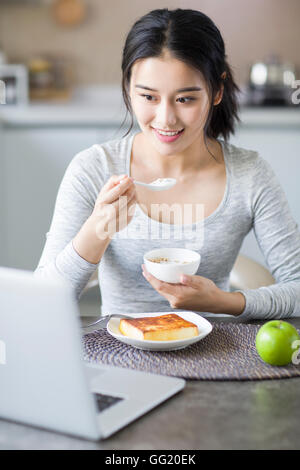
[152,127,185,143]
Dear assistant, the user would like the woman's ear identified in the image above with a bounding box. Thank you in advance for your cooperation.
[213,71,227,106]
[213,85,224,106]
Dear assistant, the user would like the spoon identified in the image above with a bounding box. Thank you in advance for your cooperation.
[133,177,177,191]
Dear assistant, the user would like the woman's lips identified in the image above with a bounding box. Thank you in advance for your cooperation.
[152,128,185,143]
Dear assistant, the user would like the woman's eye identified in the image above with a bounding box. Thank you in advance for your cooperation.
[140,94,195,103]
[177,97,195,103]
[140,94,155,101]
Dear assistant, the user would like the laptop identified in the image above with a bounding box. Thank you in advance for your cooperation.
[0,267,185,441]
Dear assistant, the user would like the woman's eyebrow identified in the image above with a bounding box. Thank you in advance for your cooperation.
[135,84,202,92]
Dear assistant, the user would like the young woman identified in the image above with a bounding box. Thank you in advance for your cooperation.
[35,8,300,320]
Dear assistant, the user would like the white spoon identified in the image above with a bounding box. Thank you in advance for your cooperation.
[133,177,177,191]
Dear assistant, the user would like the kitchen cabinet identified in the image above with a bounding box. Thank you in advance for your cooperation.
[1,126,119,269]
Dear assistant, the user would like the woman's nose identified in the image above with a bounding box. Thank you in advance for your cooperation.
[156,100,177,127]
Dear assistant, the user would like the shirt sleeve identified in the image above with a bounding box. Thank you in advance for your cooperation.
[236,156,300,321]
[34,146,104,300]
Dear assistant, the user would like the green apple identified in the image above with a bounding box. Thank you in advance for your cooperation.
[255,320,300,366]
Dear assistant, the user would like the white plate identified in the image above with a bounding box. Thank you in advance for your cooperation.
[107,311,213,351]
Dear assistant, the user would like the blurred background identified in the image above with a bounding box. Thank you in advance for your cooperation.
[0,0,299,89]
[0,0,299,314]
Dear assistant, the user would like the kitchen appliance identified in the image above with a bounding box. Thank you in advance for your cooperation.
[0,64,28,105]
[28,54,74,101]
[246,54,297,107]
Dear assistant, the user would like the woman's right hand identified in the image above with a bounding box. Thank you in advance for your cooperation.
[73,174,136,264]
[91,174,137,240]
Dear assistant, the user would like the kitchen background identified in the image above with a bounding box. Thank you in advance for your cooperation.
[0,0,300,87]
[0,0,299,314]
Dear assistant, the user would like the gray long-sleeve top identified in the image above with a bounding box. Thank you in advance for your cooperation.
[34,131,300,321]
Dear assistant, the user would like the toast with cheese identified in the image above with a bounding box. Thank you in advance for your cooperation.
[119,313,199,341]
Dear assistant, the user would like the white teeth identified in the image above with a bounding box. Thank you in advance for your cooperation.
[156,129,183,136]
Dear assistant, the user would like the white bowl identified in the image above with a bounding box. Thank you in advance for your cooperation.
[144,247,201,283]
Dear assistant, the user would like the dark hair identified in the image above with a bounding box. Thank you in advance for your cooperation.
[118,8,240,148]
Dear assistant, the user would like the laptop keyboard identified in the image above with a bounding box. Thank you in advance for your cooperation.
[93,392,124,413]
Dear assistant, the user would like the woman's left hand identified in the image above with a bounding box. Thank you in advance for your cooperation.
[141,264,223,313]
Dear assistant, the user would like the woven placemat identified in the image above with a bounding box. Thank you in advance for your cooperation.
[82,322,300,381]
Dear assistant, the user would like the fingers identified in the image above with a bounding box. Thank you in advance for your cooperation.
[102,174,127,192]
[180,274,203,288]
[111,184,136,211]
[97,184,136,233]
[97,175,134,204]
[141,265,176,295]
[103,176,134,204]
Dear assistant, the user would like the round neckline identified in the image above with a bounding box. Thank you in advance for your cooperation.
[126,131,231,227]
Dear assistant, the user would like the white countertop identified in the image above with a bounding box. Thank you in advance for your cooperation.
[0,85,300,127]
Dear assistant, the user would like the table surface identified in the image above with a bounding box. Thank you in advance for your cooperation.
[1,317,300,450]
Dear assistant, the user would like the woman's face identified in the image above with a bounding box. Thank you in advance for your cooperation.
[129,50,222,155]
